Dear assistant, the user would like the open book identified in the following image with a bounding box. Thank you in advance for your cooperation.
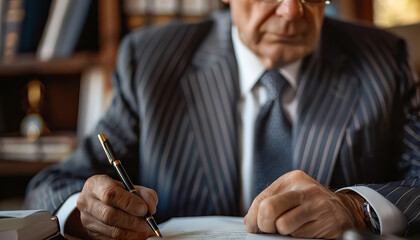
[0,210,61,240]
[148,216,317,240]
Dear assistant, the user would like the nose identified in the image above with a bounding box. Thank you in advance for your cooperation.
[275,0,304,20]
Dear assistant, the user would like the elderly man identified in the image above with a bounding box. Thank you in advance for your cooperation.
[25,0,420,239]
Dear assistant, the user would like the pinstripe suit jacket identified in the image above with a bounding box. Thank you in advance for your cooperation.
[25,12,420,234]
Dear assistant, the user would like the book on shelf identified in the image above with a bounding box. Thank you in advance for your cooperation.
[1,0,25,62]
[182,0,211,16]
[37,0,92,61]
[153,0,178,15]
[0,134,77,162]
[18,0,52,54]
[0,209,62,240]
[0,0,7,56]
[123,0,219,30]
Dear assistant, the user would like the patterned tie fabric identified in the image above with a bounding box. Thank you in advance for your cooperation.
[253,69,293,197]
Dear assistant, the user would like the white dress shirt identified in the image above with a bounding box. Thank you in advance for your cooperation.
[55,25,406,237]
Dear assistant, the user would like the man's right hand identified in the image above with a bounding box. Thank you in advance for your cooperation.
[72,174,158,240]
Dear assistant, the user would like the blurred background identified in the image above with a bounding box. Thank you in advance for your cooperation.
[0,0,419,210]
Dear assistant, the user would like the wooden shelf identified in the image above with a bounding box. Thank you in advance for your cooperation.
[0,52,98,76]
[0,160,56,176]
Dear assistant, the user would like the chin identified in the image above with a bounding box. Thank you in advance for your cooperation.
[258,45,312,68]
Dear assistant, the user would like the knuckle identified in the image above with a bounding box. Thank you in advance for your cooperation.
[317,198,334,213]
[288,189,304,202]
[87,175,102,186]
[84,177,93,189]
[101,206,117,226]
[76,196,87,210]
[290,169,305,178]
[110,227,127,240]
[254,192,268,204]
[276,217,292,234]
[102,185,118,204]
[259,200,276,218]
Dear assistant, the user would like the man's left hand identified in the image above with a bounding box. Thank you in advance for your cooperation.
[244,170,367,239]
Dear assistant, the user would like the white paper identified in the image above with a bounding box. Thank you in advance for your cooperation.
[148,216,318,240]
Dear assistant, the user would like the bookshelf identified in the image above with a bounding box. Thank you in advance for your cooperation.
[0,52,97,76]
[0,0,225,210]
[0,0,121,210]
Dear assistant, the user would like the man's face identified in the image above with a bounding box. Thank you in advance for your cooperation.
[223,0,325,69]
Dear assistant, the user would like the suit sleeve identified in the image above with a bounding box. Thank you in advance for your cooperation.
[366,39,420,236]
[24,34,142,215]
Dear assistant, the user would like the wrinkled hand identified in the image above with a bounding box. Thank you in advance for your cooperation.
[75,174,158,240]
[244,170,366,239]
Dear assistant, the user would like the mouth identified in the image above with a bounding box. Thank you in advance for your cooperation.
[264,32,302,42]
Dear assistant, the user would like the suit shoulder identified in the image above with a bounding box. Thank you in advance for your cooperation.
[325,17,403,47]
[118,19,213,62]
[323,17,406,62]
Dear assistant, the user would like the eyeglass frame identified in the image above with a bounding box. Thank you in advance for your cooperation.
[256,0,332,7]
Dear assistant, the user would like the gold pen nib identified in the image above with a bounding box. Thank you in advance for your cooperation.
[155,229,163,238]
[98,134,107,143]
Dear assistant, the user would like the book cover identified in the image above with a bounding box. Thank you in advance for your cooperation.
[36,0,71,61]
[1,0,25,62]
[37,0,92,61]
[18,0,52,53]
[0,210,51,232]
[53,0,92,58]
[0,0,8,56]
[0,210,60,240]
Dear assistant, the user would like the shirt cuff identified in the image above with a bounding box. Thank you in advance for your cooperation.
[337,186,408,236]
[55,192,81,237]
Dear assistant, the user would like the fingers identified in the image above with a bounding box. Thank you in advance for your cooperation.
[97,177,146,216]
[80,209,155,240]
[89,175,157,217]
[245,190,303,234]
[80,197,147,231]
[244,195,265,233]
[288,218,342,239]
[135,186,158,214]
[274,199,319,235]
[258,190,303,233]
[78,175,159,239]
[244,170,358,239]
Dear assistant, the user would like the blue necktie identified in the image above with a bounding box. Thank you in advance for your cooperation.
[253,69,293,197]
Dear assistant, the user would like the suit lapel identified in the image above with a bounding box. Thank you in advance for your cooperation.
[180,12,240,215]
[293,24,361,185]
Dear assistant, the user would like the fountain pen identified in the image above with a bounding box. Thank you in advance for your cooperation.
[98,134,162,238]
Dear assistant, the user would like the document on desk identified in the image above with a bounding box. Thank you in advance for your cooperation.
[147,216,318,240]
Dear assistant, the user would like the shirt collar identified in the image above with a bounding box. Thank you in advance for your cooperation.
[231,26,302,96]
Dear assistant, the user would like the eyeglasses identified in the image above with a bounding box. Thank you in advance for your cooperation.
[257,0,331,7]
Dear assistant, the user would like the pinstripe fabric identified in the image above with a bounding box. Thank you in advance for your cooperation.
[25,13,419,234]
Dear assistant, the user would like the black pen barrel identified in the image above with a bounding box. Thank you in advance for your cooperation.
[112,160,136,191]
[98,134,162,238]
[112,161,160,235]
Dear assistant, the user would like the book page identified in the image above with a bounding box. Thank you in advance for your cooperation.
[148,216,318,240]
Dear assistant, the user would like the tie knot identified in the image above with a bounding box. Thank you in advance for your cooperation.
[259,69,289,99]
